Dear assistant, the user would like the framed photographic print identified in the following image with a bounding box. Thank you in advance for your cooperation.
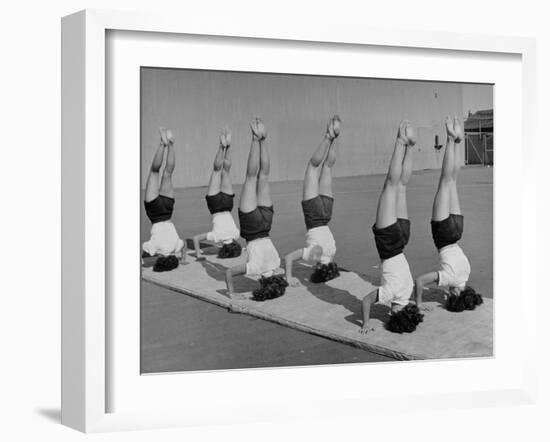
[61,9,537,433]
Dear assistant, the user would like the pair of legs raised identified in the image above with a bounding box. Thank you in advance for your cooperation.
[374,120,415,230]
[432,116,463,222]
[239,117,272,213]
[302,115,341,201]
[145,127,175,203]
[360,121,416,334]
[206,127,234,197]
[193,128,235,259]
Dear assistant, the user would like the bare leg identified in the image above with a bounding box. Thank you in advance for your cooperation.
[159,132,175,198]
[396,144,413,219]
[256,138,272,207]
[450,117,463,215]
[240,136,260,213]
[319,147,337,197]
[303,136,332,200]
[221,146,233,195]
[376,121,413,229]
[144,141,165,203]
[207,145,224,196]
[432,117,457,221]
[304,116,340,200]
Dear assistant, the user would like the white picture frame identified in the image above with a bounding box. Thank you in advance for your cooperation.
[61,9,537,433]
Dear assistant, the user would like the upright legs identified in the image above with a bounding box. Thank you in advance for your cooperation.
[207,127,233,196]
[240,118,269,213]
[432,117,463,221]
[257,137,272,207]
[303,115,340,201]
[145,127,175,202]
[375,121,416,229]
[159,129,175,199]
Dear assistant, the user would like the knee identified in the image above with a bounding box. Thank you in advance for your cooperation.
[246,168,259,179]
[383,177,398,190]
[223,159,232,171]
[309,158,323,169]
[439,176,455,187]
[163,169,173,180]
[258,171,270,182]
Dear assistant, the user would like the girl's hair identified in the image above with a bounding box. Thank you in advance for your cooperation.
[252,275,289,302]
[310,262,340,283]
[153,255,179,272]
[446,286,483,312]
[217,240,242,259]
[386,304,424,333]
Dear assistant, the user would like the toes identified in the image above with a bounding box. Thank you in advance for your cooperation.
[159,127,168,145]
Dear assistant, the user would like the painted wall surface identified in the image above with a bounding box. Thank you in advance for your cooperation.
[141,68,492,188]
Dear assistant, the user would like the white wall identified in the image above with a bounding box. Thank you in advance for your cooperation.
[141,68,491,188]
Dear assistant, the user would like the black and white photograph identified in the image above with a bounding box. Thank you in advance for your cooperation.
[139,68,493,373]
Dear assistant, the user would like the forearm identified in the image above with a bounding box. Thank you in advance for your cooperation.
[415,280,424,305]
[284,250,301,279]
[225,264,246,295]
[180,243,187,264]
[193,233,207,257]
[415,272,438,306]
[361,290,377,328]
[225,269,235,294]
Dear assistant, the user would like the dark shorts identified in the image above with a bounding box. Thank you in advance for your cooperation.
[302,195,334,230]
[239,205,274,242]
[372,218,411,260]
[431,214,463,250]
[205,192,235,214]
[144,195,174,224]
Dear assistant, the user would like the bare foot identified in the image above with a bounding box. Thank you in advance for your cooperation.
[220,127,232,149]
[445,116,458,141]
[250,117,267,140]
[166,129,175,145]
[159,127,169,146]
[397,120,416,146]
[453,117,464,143]
[326,115,341,140]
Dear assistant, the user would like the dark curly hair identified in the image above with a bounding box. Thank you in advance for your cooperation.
[252,275,289,302]
[446,286,483,312]
[386,303,424,333]
[217,240,242,259]
[153,255,179,272]
[310,262,340,283]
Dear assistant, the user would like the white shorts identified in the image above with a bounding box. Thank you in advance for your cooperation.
[302,225,336,264]
[142,221,184,257]
[206,211,240,245]
[245,237,281,277]
[438,244,471,289]
[377,253,414,307]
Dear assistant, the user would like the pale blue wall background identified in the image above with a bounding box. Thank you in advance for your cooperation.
[141,68,493,188]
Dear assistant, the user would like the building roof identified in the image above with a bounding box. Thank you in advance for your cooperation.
[464,109,493,132]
